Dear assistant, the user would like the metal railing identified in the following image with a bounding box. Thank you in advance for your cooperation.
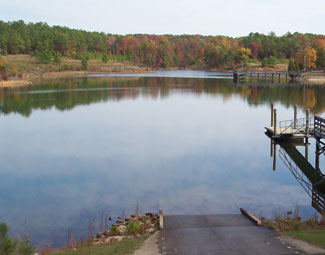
[279,117,313,135]
[315,116,325,139]
[312,190,325,213]
[279,148,312,197]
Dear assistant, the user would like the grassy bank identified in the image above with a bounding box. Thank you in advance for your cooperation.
[285,230,325,248]
[262,212,325,248]
[52,238,145,255]
[0,54,152,87]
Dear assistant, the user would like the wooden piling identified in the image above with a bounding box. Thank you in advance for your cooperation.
[306,109,310,133]
[159,210,164,229]
[273,109,277,136]
[294,105,297,129]
[305,138,309,161]
[316,139,320,171]
[273,142,277,171]
[271,103,274,127]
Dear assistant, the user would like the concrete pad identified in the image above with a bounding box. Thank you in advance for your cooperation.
[133,231,160,255]
[159,214,324,255]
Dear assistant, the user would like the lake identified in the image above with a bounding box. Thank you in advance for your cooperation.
[0,70,324,247]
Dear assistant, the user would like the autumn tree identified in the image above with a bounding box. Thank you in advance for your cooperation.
[295,47,317,69]
[251,42,258,59]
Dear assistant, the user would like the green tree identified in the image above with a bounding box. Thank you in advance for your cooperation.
[35,50,52,64]
[81,57,88,70]
[316,47,325,68]
[0,222,17,255]
[53,51,61,65]
[19,236,36,255]
[262,58,269,67]
[288,59,299,71]
[101,53,109,63]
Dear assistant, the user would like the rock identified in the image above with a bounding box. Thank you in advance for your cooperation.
[139,215,150,223]
[125,216,133,222]
[103,230,111,237]
[72,248,77,251]
[93,240,103,246]
[145,228,155,234]
[146,212,158,217]
[131,214,139,218]
[110,236,126,243]
[96,232,104,239]
[116,220,125,224]
[117,225,127,235]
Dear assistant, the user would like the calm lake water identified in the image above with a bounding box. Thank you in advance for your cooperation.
[0,70,325,247]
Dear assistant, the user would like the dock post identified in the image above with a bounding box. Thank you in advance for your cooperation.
[273,142,277,171]
[305,137,309,161]
[316,139,320,171]
[294,105,297,129]
[273,109,277,136]
[271,103,274,127]
[306,109,310,133]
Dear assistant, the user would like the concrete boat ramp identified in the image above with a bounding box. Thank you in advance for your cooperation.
[133,214,325,255]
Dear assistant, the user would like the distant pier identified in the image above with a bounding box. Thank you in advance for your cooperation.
[233,70,301,82]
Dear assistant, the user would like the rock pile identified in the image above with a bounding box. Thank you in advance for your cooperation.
[93,212,160,245]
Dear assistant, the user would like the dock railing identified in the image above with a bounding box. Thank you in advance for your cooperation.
[279,117,313,135]
[315,116,325,139]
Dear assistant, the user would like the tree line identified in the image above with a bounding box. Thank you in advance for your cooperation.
[0,20,325,70]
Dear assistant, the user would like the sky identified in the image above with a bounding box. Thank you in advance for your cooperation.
[1,0,324,37]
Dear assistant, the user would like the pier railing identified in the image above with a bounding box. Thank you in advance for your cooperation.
[315,116,325,139]
[279,117,313,135]
[279,148,312,196]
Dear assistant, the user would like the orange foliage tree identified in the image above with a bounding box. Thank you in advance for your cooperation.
[295,47,317,69]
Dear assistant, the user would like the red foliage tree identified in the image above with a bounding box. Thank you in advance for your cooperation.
[251,42,258,59]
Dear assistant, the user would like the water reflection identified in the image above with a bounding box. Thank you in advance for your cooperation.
[266,134,325,214]
[1,74,325,248]
[1,77,325,117]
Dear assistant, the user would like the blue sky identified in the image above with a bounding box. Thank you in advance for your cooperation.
[1,0,324,36]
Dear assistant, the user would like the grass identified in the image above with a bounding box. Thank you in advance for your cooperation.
[53,237,145,255]
[1,54,150,79]
[285,230,325,248]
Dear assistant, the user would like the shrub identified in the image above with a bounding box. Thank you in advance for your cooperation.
[0,222,17,255]
[110,225,117,234]
[19,236,36,255]
[0,71,8,81]
[35,50,52,64]
[53,51,61,65]
[81,57,88,70]
[127,221,140,233]
[101,54,109,63]
[288,59,299,71]
[262,58,269,67]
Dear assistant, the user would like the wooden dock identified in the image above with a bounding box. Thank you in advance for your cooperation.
[265,105,325,214]
[233,70,301,82]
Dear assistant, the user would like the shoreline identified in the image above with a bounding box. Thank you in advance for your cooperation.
[0,69,155,88]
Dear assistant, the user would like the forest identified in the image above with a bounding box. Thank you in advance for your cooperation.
[0,20,325,70]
